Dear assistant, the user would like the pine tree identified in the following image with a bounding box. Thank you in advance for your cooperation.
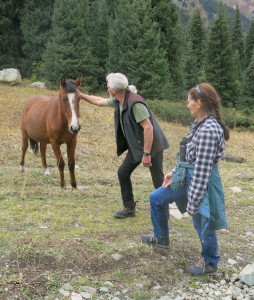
[232,5,244,63]
[20,0,54,78]
[107,0,171,99]
[88,0,110,87]
[243,50,254,99]
[42,0,101,90]
[185,8,206,89]
[0,0,24,70]
[245,21,254,67]
[205,6,238,107]
[150,0,184,98]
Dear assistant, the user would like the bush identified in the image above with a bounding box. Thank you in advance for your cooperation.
[148,100,254,130]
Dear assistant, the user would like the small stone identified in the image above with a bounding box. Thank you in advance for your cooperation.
[99,287,109,292]
[80,292,92,299]
[59,289,71,297]
[111,253,122,261]
[61,283,74,291]
[71,292,83,300]
[228,258,238,265]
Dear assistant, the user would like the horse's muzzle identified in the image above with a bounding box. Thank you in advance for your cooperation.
[68,125,81,134]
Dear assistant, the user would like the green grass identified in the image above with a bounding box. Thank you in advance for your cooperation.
[0,84,253,299]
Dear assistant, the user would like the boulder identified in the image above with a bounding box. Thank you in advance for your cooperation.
[238,263,254,286]
[30,81,46,88]
[0,68,22,83]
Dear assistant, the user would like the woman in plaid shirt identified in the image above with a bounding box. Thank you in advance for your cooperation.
[141,83,230,276]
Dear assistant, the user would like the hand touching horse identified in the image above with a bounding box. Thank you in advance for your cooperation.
[20,77,82,188]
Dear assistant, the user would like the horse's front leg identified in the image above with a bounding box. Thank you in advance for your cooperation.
[50,140,66,188]
[40,142,50,176]
[67,138,77,189]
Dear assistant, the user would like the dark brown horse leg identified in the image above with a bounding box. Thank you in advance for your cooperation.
[67,139,77,189]
[40,143,50,176]
[20,131,29,172]
[50,140,66,188]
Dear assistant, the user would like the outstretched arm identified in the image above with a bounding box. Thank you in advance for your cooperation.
[79,92,109,107]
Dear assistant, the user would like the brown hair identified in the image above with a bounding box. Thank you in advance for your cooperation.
[189,83,230,140]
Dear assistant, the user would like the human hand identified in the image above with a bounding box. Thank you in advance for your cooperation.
[187,211,196,216]
[162,172,173,188]
[142,155,152,167]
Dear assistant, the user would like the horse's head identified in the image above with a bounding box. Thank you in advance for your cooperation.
[60,76,82,134]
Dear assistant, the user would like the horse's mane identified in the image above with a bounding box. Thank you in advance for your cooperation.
[65,79,77,93]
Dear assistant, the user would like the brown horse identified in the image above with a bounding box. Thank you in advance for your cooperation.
[20,77,82,188]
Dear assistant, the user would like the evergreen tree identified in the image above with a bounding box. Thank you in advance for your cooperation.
[20,0,54,78]
[245,21,254,67]
[0,0,24,71]
[107,0,171,99]
[42,0,101,90]
[205,6,238,107]
[88,0,110,87]
[232,4,244,63]
[183,41,199,89]
[243,50,254,99]
[185,8,206,89]
[150,0,184,98]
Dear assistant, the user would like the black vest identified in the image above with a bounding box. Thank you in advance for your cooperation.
[113,91,169,162]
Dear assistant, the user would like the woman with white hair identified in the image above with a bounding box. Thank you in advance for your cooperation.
[79,72,169,218]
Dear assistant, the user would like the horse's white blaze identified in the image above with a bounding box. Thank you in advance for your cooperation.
[68,93,79,130]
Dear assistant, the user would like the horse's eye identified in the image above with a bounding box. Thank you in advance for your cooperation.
[62,97,68,102]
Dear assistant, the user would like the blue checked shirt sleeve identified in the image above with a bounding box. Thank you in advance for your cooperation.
[187,129,220,214]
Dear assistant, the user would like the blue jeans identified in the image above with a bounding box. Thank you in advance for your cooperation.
[149,171,220,266]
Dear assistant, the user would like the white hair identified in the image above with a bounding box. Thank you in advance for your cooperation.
[106,72,137,93]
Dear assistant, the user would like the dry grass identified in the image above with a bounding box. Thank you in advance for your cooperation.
[0,84,253,299]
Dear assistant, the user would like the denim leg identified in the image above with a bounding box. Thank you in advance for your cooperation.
[150,186,187,239]
[192,213,220,266]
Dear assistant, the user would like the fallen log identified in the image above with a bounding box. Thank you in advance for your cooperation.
[221,154,246,163]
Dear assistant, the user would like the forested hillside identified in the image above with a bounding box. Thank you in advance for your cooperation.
[1,0,254,111]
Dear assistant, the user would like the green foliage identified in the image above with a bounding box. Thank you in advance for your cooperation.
[107,0,172,99]
[243,50,254,99]
[87,0,110,87]
[19,0,54,77]
[42,0,101,90]
[148,99,254,130]
[245,21,254,67]
[0,0,23,70]
[204,5,239,107]
[148,100,194,126]
[184,8,206,89]
[151,0,185,98]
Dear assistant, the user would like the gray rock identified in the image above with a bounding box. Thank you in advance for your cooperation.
[239,264,254,286]
[61,283,74,291]
[0,68,22,82]
[30,81,46,88]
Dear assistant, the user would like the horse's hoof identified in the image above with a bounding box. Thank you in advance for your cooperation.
[19,166,25,173]
[44,168,51,176]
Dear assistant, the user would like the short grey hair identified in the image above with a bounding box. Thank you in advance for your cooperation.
[106,72,137,93]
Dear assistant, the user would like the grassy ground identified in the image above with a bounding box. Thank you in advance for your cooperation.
[0,84,253,299]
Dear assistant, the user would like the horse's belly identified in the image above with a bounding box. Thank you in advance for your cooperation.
[23,107,50,143]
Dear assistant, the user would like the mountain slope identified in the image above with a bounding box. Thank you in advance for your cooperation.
[172,0,252,33]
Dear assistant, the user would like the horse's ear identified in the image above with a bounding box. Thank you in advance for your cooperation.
[61,76,66,87]
[75,76,82,87]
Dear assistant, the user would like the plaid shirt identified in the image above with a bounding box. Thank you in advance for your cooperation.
[186,115,225,214]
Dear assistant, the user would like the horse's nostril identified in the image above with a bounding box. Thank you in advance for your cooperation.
[70,125,80,133]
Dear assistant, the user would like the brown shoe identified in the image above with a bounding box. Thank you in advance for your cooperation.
[113,202,136,219]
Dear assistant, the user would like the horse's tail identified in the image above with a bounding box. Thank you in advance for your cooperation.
[29,138,39,155]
